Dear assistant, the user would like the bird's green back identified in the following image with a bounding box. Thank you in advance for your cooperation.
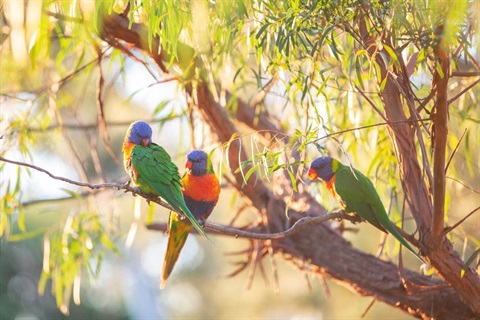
[334,163,387,232]
[131,144,183,209]
[334,162,424,262]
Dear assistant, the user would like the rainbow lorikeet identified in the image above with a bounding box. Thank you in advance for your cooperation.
[122,121,208,239]
[160,150,220,288]
[308,156,424,262]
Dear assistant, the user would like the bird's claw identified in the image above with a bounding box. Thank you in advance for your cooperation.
[129,186,142,196]
[123,179,133,193]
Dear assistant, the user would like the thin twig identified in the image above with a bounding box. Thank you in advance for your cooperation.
[361,298,377,318]
[451,71,480,77]
[312,118,431,144]
[443,206,480,235]
[0,156,176,211]
[446,176,480,195]
[354,84,388,122]
[448,78,480,105]
[25,114,185,132]
[445,129,467,174]
[147,210,348,240]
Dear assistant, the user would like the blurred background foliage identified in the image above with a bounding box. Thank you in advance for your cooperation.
[0,0,479,319]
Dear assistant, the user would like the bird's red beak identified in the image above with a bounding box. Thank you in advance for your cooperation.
[185,160,192,169]
[141,138,150,146]
[307,168,318,180]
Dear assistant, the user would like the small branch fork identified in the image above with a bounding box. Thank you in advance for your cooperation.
[0,156,352,240]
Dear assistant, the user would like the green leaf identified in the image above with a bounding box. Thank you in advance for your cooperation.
[8,227,47,242]
[60,189,81,198]
[379,74,388,92]
[234,159,252,173]
[287,169,297,192]
[17,205,26,233]
[241,163,260,188]
[435,60,445,79]
[38,270,50,296]
[383,44,398,64]
[100,234,121,256]
[153,100,171,115]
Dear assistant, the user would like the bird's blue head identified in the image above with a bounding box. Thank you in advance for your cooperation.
[308,156,337,182]
[126,121,152,146]
[185,150,212,176]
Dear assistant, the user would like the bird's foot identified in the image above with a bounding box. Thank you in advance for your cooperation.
[129,186,142,196]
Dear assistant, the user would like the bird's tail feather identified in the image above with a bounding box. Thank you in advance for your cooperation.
[383,222,425,263]
[160,214,191,289]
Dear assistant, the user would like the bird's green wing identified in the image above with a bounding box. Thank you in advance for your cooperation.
[130,144,209,239]
[335,164,424,262]
[334,165,387,232]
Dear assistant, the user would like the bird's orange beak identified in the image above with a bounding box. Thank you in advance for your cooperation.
[185,160,192,169]
[141,138,150,146]
[307,168,318,180]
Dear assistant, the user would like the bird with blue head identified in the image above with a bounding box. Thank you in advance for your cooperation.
[308,156,424,262]
[122,121,209,239]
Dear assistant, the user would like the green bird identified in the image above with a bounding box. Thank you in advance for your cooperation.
[122,121,209,239]
[308,156,424,262]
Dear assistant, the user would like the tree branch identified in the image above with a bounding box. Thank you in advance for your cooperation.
[25,114,186,132]
[451,71,480,77]
[147,210,361,240]
[431,25,450,238]
[443,206,480,235]
[0,156,176,212]
[0,155,362,241]
[448,78,480,105]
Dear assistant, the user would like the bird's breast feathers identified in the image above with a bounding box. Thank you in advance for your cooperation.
[327,175,346,208]
[325,175,337,197]
[182,174,220,202]
[122,142,153,193]
[122,142,138,178]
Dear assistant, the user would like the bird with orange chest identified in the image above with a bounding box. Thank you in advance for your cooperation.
[161,150,220,288]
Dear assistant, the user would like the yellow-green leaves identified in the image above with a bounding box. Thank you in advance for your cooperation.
[38,211,120,315]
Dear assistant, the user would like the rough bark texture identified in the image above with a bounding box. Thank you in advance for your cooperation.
[98,10,480,319]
